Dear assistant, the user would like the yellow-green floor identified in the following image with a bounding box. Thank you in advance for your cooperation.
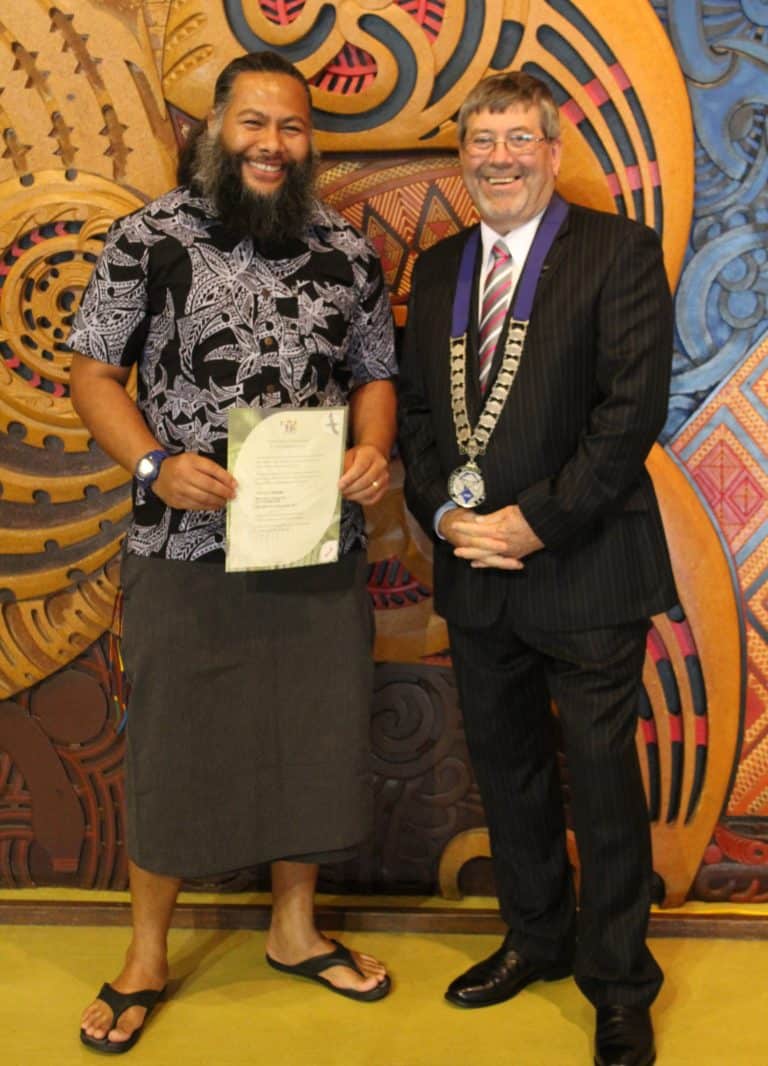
[1,924,767,1065]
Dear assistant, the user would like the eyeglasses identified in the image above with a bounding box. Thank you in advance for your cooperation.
[463,132,549,157]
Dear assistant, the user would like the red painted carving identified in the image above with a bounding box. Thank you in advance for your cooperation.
[259,0,305,25]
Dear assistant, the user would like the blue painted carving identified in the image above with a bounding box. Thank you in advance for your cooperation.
[222,0,765,440]
[654,1,768,439]
[490,21,524,70]
[427,3,486,107]
[531,6,662,229]
[312,16,418,133]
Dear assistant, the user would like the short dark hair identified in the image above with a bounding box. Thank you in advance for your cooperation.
[458,71,560,142]
[212,51,311,114]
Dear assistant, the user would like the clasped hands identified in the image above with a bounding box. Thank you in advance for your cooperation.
[150,444,389,511]
[438,504,544,570]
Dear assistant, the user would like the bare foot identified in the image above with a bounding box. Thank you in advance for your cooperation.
[80,955,167,1046]
[266,934,388,995]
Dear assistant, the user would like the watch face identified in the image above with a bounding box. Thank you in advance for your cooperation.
[136,456,157,480]
[135,449,168,486]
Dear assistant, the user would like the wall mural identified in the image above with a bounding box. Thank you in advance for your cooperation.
[0,0,765,903]
[653,0,768,901]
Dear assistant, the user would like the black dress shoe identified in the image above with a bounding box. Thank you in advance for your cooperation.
[594,1005,655,1066]
[444,940,572,1008]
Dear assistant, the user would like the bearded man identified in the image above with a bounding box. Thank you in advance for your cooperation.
[67,51,396,1053]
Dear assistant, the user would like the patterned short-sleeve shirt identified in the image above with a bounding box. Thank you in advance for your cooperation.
[66,186,397,562]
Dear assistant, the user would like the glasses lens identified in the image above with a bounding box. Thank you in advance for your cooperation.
[465,134,542,155]
[467,136,493,154]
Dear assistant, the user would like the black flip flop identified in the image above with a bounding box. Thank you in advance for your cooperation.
[80,982,166,1055]
[266,938,391,1002]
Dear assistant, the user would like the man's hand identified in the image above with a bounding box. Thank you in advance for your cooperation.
[339,443,390,505]
[442,504,544,570]
[153,453,237,510]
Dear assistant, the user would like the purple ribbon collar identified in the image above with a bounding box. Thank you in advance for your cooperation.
[451,193,568,337]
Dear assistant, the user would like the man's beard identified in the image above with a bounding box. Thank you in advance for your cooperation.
[189,129,316,243]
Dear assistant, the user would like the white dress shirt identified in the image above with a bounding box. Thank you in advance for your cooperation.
[478,210,545,322]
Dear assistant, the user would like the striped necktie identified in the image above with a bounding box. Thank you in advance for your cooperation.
[478,240,513,393]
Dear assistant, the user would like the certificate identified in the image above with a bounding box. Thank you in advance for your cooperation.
[226,406,347,572]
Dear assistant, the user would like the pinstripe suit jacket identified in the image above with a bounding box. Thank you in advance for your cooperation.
[397,200,678,631]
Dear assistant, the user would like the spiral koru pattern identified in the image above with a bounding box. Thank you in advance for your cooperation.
[1,1,694,700]
[654,1,768,437]
[0,173,144,698]
[163,0,692,248]
[362,662,485,890]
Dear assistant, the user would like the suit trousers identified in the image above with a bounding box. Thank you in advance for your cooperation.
[448,612,663,1008]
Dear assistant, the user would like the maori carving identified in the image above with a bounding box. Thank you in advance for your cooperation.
[661,32,768,850]
[0,637,128,888]
[694,863,768,903]
[632,445,742,905]
[0,1,177,698]
[657,0,768,438]
[0,3,176,193]
[365,458,448,662]
[163,1,692,267]
[669,300,768,847]
[322,662,487,892]
[695,817,768,901]
[316,153,479,328]
[0,1,693,698]
[1,2,756,903]
[0,173,144,696]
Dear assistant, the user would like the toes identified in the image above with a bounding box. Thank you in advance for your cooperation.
[357,957,386,975]
[81,1004,112,1037]
[332,967,377,989]
[111,1006,147,1042]
[82,1023,108,1040]
[107,1023,135,1044]
[321,963,378,992]
[360,958,386,973]
[80,1001,147,1044]
[81,1003,106,1023]
[353,953,388,980]
[323,950,388,992]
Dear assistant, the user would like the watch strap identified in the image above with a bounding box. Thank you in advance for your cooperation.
[134,448,169,488]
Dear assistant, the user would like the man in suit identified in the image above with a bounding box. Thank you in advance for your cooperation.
[398,71,677,1066]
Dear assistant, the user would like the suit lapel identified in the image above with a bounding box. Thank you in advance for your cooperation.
[532,207,570,296]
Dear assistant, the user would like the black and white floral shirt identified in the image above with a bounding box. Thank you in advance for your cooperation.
[66,186,396,562]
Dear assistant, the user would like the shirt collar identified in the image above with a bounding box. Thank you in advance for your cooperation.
[480,207,547,271]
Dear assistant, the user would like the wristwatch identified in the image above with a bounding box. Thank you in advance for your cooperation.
[134,449,169,492]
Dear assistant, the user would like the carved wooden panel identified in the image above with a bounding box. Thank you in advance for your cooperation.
[0,1,177,697]
[0,0,693,698]
[2,1,763,905]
